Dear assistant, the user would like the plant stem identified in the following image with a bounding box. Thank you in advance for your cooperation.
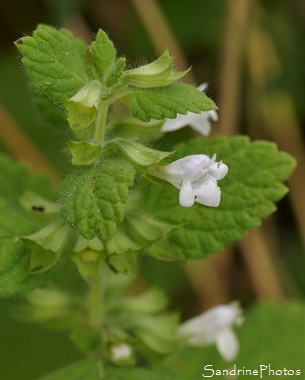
[89,272,104,331]
[94,101,109,144]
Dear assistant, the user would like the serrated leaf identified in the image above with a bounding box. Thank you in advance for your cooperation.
[15,24,88,102]
[143,136,296,260]
[126,82,217,122]
[90,29,116,80]
[32,90,69,129]
[59,160,135,242]
[0,154,54,297]
[105,57,126,88]
[0,197,48,297]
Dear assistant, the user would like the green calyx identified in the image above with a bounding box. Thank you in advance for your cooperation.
[21,220,72,273]
[68,139,102,165]
[65,80,102,130]
[71,236,107,281]
[123,49,189,88]
[112,138,173,167]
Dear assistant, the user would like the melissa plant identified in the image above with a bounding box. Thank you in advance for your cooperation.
[0,25,296,379]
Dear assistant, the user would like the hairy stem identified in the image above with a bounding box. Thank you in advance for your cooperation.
[94,101,109,144]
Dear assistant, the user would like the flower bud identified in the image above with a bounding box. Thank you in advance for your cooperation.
[65,80,101,130]
[114,138,172,166]
[109,342,133,363]
[124,50,189,88]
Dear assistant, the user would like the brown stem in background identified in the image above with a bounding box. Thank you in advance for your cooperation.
[0,104,60,186]
[218,0,250,136]
[218,0,293,299]
[245,2,305,248]
[261,93,305,247]
[240,228,287,299]
[185,252,232,311]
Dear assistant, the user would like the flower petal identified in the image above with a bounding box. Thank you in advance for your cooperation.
[110,343,132,361]
[178,303,242,341]
[193,177,221,207]
[163,154,211,184]
[216,328,239,361]
[189,113,212,136]
[191,110,218,136]
[161,112,199,132]
[198,83,208,92]
[161,114,188,132]
[179,180,195,207]
[208,162,229,180]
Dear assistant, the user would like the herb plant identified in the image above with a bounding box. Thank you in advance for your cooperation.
[0,25,296,379]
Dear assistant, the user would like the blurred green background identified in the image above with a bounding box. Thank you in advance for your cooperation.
[0,0,304,379]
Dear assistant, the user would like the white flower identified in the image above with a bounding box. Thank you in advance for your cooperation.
[110,342,132,362]
[161,83,218,136]
[177,302,243,361]
[153,154,228,207]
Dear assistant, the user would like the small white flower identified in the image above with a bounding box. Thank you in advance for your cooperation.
[153,154,228,207]
[177,302,243,361]
[110,342,132,362]
[161,83,218,136]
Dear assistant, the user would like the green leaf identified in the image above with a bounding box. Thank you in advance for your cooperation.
[36,359,100,380]
[123,288,168,314]
[105,57,126,88]
[59,159,135,242]
[36,359,177,380]
[19,191,58,214]
[107,252,137,277]
[0,196,48,297]
[127,314,179,354]
[105,364,176,380]
[0,154,54,297]
[143,136,296,260]
[126,82,217,122]
[15,24,88,103]
[90,29,116,80]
